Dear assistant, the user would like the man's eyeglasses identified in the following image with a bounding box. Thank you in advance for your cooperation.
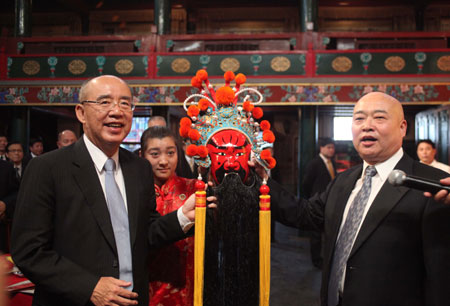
[8,149,23,153]
[81,99,135,112]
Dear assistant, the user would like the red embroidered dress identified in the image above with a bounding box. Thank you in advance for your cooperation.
[149,175,196,306]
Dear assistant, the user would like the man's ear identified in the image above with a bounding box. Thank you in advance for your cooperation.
[400,119,407,137]
[75,104,86,124]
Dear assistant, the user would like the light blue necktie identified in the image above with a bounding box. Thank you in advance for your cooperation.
[328,166,377,306]
[104,158,133,289]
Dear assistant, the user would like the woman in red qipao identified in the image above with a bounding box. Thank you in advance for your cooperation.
[141,126,196,306]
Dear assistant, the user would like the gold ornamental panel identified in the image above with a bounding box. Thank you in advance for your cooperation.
[171,58,191,73]
[220,58,240,72]
[437,56,450,72]
[271,56,291,72]
[68,59,87,75]
[331,56,352,72]
[115,59,134,74]
[22,60,40,75]
[384,56,405,72]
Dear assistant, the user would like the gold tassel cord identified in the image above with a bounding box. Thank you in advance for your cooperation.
[259,194,271,306]
[194,190,206,306]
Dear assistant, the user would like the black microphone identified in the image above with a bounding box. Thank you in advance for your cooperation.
[388,169,450,194]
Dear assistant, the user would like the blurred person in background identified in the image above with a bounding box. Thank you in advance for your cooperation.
[416,139,450,174]
[56,130,78,148]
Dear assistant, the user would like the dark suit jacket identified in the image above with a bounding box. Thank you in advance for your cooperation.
[0,160,18,217]
[302,155,337,198]
[0,160,19,252]
[176,140,197,179]
[269,153,450,306]
[11,138,186,306]
[22,152,33,166]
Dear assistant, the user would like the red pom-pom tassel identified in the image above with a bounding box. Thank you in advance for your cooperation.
[191,76,202,89]
[188,129,201,141]
[263,130,275,143]
[180,117,192,127]
[196,69,208,81]
[224,71,235,82]
[243,101,254,112]
[187,105,200,117]
[267,157,276,169]
[197,145,208,158]
[260,120,271,131]
[179,126,190,138]
[198,98,209,111]
[260,149,272,160]
[252,107,263,119]
[235,73,246,85]
[215,86,235,105]
[186,144,198,156]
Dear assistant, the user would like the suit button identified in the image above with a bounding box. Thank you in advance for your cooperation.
[113,260,118,268]
[348,266,356,270]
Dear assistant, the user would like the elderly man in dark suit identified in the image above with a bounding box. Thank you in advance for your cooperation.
[11,75,199,306]
[257,92,450,306]
[6,142,27,181]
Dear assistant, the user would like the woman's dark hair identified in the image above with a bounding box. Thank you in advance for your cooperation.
[140,126,177,153]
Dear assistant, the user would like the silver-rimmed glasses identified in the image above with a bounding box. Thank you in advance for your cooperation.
[81,98,135,112]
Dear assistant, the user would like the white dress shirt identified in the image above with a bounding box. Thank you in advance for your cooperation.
[83,134,192,231]
[84,134,128,210]
[337,147,403,292]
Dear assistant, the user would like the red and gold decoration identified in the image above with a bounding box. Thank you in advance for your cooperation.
[193,180,206,306]
[181,69,275,306]
[259,183,271,306]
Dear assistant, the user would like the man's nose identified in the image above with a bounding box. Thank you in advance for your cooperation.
[362,118,374,130]
[224,158,239,170]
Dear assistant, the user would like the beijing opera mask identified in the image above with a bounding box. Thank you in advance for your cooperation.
[207,130,252,184]
[179,69,276,185]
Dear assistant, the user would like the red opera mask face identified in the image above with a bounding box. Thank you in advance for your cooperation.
[207,130,252,184]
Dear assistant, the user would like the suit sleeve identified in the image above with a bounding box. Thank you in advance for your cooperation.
[1,163,19,218]
[302,159,317,198]
[268,177,326,232]
[422,197,450,305]
[11,157,99,306]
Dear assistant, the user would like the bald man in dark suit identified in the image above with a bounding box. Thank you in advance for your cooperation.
[257,92,450,306]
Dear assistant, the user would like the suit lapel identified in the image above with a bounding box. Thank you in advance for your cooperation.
[318,157,332,181]
[119,149,139,247]
[71,138,117,253]
[349,155,412,258]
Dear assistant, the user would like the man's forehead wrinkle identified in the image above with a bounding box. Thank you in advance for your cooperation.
[353,109,388,116]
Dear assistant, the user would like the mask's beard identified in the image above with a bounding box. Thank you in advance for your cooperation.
[203,171,261,306]
[213,162,248,184]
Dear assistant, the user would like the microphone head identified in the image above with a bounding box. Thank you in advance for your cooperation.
[388,169,406,186]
